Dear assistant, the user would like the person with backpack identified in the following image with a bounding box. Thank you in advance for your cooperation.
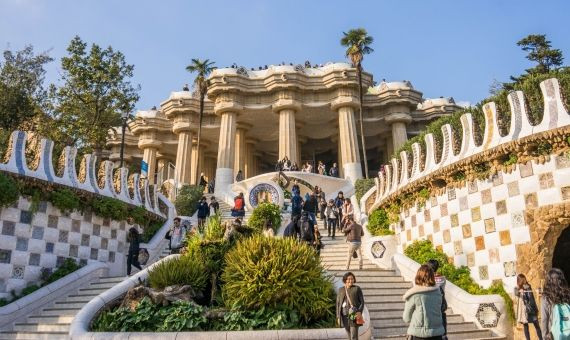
[126,226,143,276]
[326,199,339,238]
[291,191,303,219]
[303,192,318,226]
[335,192,345,232]
[231,193,246,220]
[516,273,542,340]
[166,217,188,254]
[343,215,364,270]
[541,268,570,340]
[341,198,354,230]
[298,212,315,246]
[283,215,300,239]
[427,259,448,339]
[403,265,445,340]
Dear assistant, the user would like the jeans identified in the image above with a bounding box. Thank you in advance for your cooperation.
[346,242,363,270]
[308,212,317,225]
[327,218,337,237]
[523,319,542,340]
[127,251,142,275]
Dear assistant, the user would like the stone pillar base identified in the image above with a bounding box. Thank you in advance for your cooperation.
[214,167,235,204]
[343,162,363,183]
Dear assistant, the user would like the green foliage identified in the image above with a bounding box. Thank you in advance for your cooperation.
[46,36,140,152]
[473,163,491,179]
[452,171,466,181]
[43,258,82,285]
[140,219,163,243]
[404,240,515,322]
[203,213,224,241]
[222,235,335,323]
[147,255,207,293]
[220,306,301,330]
[0,45,53,131]
[355,178,375,201]
[174,185,203,216]
[516,34,563,75]
[0,172,19,208]
[129,205,147,226]
[247,203,282,233]
[49,188,80,213]
[367,208,394,236]
[92,197,128,221]
[92,297,207,332]
[536,142,553,156]
[502,154,519,166]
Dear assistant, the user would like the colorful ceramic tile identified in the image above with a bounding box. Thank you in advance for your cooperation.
[499,230,512,246]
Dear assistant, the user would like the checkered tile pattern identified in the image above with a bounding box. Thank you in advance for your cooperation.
[0,198,128,298]
[396,154,570,291]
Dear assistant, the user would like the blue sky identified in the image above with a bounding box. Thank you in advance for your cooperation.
[1,0,569,110]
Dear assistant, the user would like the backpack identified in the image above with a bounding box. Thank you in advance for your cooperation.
[291,195,302,211]
[300,219,314,242]
[551,303,570,339]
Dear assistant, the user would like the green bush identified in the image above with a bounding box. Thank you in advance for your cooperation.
[140,219,163,243]
[404,240,515,322]
[219,306,301,330]
[222,235,335,323]
[247,203,281,233]
[129,205,148,226]
[0,172,19,208]
[92,197,128,221]
[147,255,208,293]
[355,178,375,201]
[49,188,80,213]
[43,258,82,285]
[367,208,394,236]
[175,185,204,216]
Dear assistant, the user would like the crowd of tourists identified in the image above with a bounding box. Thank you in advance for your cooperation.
[275,156,340,177]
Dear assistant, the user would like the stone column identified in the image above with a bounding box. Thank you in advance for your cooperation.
[234,126,247,178]
[142,147,157,184]
[174,130,193,185]
[215,111,238,196]
[386,112,412,154]
[333,102,362,182]
[245,139,256,178]
[273,95,301,164]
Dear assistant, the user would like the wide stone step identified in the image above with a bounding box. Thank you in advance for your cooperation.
[12,323,69,332]
[371,313,464,325]
[88,281,123,287]
[26,315,75,324]
[330,275,404,283]
[96,276,127,283]
[367,302,405,311]
[331,270,397,277]
[374,328,497,340]
[342,282,412,289]
[0,331,68,339]
[39,307,80,316]
[361,295,404,304]
[63,295,92,303]
[77,287,109,294]
[374,321,480,337]
[360,287,410,295]
[53,301,93,309]
[322,264,378,270]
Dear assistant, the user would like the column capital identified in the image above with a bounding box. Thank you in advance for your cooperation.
[213,92,244,115]
[245,137,259,145]
[385,113,412,125]
[331,96,359,111]
[138,139,162,150]
[272,99,302,113]
[236,122,253,130]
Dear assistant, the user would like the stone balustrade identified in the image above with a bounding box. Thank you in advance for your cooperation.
[0,130,169,218]
[367,78,569,212]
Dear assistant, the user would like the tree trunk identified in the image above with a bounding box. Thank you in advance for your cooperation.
[195,93,205,186]
[357,64,369,178]
[210,272,218,305]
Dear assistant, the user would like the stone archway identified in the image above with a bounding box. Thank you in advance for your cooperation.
[553,226,570,281]
[516,202,570,289]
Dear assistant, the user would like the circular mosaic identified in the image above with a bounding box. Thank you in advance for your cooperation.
[248,182,282,208]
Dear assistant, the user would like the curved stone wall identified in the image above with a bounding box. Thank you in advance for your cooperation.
[362,77,570,291]
[0,130,168,218]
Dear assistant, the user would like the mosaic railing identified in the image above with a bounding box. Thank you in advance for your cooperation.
[368,78,569,212]
[0,131,167,217]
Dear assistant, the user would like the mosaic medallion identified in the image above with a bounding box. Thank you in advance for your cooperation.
[371,241,386,258]
[248,183,280,208]
[476,303,501,328]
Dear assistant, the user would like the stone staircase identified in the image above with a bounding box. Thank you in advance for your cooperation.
[204,193,252,224]
[316,218,504,340]
[0,245,172,339]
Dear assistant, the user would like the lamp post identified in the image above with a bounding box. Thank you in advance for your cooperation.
[119,111,129,168]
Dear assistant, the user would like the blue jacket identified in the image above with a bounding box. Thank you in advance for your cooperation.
[197,202,210,218]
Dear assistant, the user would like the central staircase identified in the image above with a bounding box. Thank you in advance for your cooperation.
[204,193,252,224]
[316,218,504,340]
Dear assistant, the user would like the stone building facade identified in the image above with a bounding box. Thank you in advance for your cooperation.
[106,62,460,196]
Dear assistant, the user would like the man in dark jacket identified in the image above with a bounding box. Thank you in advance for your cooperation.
[303,192,318,225]
[196,196,210,230]
[343,216,364,270]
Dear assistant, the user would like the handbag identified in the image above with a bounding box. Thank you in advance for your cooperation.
[138,248,149,265]
[345,287,365,326]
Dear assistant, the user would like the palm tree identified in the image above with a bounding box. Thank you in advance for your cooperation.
[340,28,374,178]
[186,58,216,186]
